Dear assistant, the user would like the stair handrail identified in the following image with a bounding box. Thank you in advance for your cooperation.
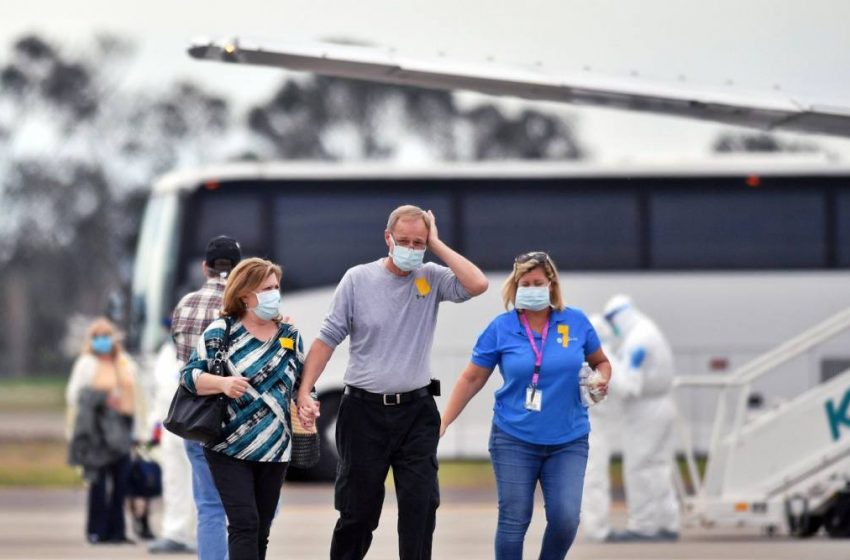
[675,306,850,389]
[674,305,850,505]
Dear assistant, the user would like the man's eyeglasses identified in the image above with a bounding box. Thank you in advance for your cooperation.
[391,234,427,251]
[514,251,552,266]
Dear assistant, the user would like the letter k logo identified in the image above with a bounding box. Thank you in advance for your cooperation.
[825,389,850,441]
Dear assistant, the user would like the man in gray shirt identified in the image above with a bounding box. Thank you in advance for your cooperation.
[296,205,488,560]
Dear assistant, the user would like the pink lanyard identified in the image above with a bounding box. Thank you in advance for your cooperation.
[519,312,549,388]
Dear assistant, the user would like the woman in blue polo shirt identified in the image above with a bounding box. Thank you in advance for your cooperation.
[441,251,612,560]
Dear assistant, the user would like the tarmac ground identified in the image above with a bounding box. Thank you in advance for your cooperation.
[2,484,849,560]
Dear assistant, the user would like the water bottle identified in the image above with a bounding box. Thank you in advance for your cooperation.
[579,362,606,407]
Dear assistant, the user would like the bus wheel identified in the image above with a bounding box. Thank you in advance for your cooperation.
[310,391,342,482]
[825,493,850,538]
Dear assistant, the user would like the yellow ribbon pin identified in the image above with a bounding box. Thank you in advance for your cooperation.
[557,325,570,348]
[279,337,295,350]
[415,277,431,297]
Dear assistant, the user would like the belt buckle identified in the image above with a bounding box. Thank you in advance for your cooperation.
[382,393,401,406]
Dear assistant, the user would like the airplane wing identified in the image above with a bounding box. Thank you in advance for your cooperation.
[188,38,850,138]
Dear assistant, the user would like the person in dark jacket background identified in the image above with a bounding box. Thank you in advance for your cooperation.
[67,317,141,545]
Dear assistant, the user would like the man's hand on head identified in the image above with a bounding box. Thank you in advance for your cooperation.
[426,210,440,248]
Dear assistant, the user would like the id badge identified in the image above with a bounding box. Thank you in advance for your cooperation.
[525,386,543,412]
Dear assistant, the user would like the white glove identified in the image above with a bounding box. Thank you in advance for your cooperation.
[579,363,607,407]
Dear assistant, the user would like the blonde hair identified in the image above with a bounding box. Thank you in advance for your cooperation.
[83,317,125,359]
[221,257,283,319]
[386,205,431,233]
[501,253,565,311]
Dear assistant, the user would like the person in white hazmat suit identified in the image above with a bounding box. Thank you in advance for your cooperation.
[603,294,679,542]
[147,340,197,554]
[581,314,623,542]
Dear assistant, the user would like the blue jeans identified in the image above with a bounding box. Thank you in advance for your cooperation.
[185,440,228,560]
[489,423,588,560]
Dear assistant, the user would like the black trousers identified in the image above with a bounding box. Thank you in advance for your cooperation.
[86,454,131,542]
[330,393,440,560]
[204,448,288,560]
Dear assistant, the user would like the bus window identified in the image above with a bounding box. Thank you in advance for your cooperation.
[193,192,265,252]
[173,190,268,303]
[273,188,453,290]
[461,187,641,270]
[650,190,826,268]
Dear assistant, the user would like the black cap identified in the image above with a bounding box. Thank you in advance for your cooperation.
[205,236,242,268]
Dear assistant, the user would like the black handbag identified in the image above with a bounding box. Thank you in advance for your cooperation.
[289,398,321,469]
[128,446,163,498]
[163,317,233,444]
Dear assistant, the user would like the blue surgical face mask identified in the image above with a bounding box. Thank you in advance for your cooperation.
[251,289,280,321]
[390,235,425,272]
[515,286,551,311]
[91,335,113,355]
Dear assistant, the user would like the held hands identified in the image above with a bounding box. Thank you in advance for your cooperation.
[221,377,251,399]
[297,393,321,429]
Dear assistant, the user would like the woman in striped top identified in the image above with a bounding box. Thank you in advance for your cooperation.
[180,257,305,560]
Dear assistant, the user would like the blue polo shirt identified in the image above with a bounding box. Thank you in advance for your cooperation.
[471,307,600,445]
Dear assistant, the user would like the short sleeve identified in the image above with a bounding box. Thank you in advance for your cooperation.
[582,313,602,355]
[470,320,500,369]
[293,329,305,377]
[431,264,472,303]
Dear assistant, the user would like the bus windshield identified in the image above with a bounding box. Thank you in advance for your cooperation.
[129,192,179,353]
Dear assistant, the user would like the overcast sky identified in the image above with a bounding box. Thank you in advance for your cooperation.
[5,0,850,160]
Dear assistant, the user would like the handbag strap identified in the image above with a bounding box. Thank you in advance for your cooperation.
[213,320,306,437]
[210,316,233,377]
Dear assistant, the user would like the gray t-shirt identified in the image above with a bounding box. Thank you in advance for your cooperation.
[317,258,471,393]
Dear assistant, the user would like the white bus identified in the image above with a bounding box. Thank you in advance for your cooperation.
[129,157,850,480]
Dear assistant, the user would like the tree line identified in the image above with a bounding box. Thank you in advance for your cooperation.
[0,34,585,376]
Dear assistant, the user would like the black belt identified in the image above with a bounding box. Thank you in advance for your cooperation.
[344,385,431,406]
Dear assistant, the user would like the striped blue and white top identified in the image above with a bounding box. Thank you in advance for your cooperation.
[180,317,304,463]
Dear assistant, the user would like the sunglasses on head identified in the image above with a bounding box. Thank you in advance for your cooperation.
[514,251,552,266]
